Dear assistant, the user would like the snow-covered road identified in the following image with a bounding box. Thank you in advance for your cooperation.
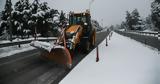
[60,32,160,84]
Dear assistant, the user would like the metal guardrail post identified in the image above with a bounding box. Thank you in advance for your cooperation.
[106,37,108,46]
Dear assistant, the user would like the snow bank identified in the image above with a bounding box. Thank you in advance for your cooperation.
[119,28,126,31]
[60,32,159,84]
[0,37,57,44]
[30,41,64,52]
[0,44,35,58]
[30,41,53,52]
[0,40,58,58]
[143,29,157,33]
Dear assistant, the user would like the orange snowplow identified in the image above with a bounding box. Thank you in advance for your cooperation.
[30,10,96,69]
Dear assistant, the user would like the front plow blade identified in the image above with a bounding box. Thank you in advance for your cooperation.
[30,41,72,69]
[44,47,72,69]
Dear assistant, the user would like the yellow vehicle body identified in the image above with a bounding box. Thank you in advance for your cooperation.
[65,25,83,50]
[35,10,96,69]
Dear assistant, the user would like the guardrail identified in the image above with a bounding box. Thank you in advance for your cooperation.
[128,31,158,37]
[0,38,57,48]
[115,30,160,50]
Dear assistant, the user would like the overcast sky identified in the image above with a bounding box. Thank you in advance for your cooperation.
[0,0,153,27]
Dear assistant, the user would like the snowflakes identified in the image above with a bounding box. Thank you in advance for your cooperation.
[43,21,45,24]
[23,29,30,33]
[14,21,18,25]
[17,26,21,30]
[28,20,34,25]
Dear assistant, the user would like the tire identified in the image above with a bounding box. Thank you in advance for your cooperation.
[91,34,95,48]
[84,40,90,53]
[90,31,96,48]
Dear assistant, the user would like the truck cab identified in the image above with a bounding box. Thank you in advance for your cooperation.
[65,10,96,52]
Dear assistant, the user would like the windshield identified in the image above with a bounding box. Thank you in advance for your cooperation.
[69,15,86,25]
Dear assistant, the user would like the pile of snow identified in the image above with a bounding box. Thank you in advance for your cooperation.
[143,29,158,33]
[0,37,57,44]
[118,28,126,31]
[30,41,64,52]
[0,44,35,58]
[0,40,59,58]
[30,41,53,52]
[60,32,159,84]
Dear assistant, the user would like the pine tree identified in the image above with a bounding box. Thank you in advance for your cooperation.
[0,0,13,40]
[120,21,127,30]
[1,0,61,38]
[131,9,143,30]
[59,11,67,28]
[155,0,160,3]
[151,0,160,30]
[14,0,31,38]
[125,11,133,30]
[30,1,59,37]
[144,15,157,31]
[125,9,143,30]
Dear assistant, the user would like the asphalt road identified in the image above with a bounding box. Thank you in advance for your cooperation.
[0,30,109,84]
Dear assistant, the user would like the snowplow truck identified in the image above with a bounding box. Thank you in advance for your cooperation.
[65,10,96,53]
[30,10,96,69]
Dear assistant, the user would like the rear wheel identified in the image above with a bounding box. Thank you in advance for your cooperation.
[91,34,95,48]
[90,31,96,48]
[84,40,90,53]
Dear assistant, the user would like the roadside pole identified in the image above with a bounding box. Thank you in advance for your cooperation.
[106,37,108,46]
[96,46,99,62]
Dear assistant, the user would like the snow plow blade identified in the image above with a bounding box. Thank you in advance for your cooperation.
[44,47,72,69]
[30,41,72,69]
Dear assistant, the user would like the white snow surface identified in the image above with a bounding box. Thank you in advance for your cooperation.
[30,41,65,52]
[60,32,160,84]
[143,29,157,33]
[30,41,53,52]
[0,44,35,58]
[0,37,57,44]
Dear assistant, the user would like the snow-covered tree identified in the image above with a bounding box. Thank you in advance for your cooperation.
[131,9,143,30]
[125,11,132,30]
[120,21,127,30]
[143,15,158,31]
[125,9,143,30]
[49,9,59,36]
[0,0,13,39]
[29,0,60,37]
[59,11,67,28]
[1,0,63,38]
[13,0,31,38]
[151,0,160,30]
